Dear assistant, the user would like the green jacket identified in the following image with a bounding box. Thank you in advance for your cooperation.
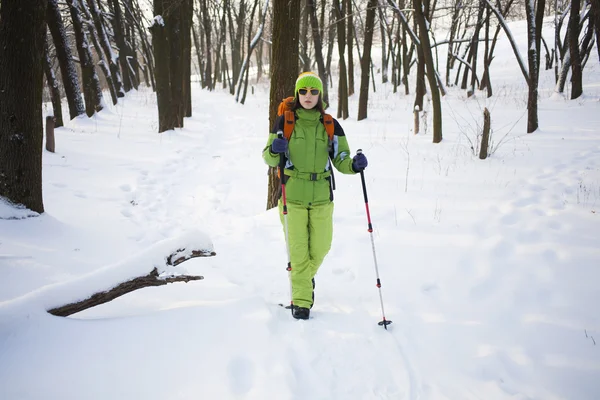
[263,108,356,206]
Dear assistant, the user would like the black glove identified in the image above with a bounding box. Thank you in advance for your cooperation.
[352,153,368,172]
[271,137,288,154]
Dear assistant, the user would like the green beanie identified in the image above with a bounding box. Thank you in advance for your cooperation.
[295,72,323,95]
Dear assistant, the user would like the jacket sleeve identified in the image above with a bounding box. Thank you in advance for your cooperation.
[262,115,285,168]
[330,119,356,175]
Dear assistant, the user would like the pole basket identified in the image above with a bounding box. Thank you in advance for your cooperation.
[378,319,393,329]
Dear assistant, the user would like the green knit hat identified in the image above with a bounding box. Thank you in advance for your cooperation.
[295,72,323,95]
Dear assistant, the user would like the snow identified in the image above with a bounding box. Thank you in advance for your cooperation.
[1,18,600,400]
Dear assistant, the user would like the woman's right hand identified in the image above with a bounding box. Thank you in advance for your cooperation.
[271,137,288,154]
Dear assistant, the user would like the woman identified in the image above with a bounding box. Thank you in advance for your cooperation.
[262,72,368,320]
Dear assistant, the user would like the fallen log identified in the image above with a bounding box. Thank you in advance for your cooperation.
[48,246,215,317]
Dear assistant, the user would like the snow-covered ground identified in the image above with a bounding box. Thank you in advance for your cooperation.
[1,19,599,400]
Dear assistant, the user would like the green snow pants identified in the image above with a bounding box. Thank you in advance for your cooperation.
[278,200,334,309]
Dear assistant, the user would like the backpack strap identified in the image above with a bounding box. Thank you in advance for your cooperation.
[283,110,295,140]
[322,114,334,140]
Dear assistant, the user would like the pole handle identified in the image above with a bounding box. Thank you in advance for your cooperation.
[277,131,286,176]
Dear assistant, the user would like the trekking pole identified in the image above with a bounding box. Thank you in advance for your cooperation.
[357,149,392,329]
[278,131,294,313]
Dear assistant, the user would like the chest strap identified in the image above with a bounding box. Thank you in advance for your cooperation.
[284,169,331,181]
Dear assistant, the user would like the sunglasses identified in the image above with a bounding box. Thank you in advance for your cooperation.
[298,88,320,96]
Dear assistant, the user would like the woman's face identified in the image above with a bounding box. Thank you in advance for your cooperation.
[298,87,320,110]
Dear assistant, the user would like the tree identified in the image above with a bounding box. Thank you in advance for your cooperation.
[109,0,134,92]
[525,0,540,132]
[0,0,47,213]
[86,0,124,98]
[266,0,300,210]
[200,0,213,90]
[46,0,85,120]
[308,0,329,106]
[43,38,64,128]
[151,1,176,132]
[333,0,349,119]
[568,0,583,99]
[67,0,104,116]
[414,0,442,142]
[357,0,377,121]
[591,0,600,62]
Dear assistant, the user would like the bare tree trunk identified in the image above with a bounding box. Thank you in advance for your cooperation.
[46,0,85,120]
[526,0,539,133]
[357,0,377,121]
[300,0,311,71]
[192,23,204,86]
[201,0,214,90]
[151,1,176,133]
[267,0,300,210]
[109,0,134,92]
[308,0,329,106]
[469,0,486,96]
[326,6,336,86]
[535,0,546,73]
[86,0,124,97]
[333,0,349,119]
[0,0,47,213]
[480,5,492,97]
[479,108,491,160]
[415,0,442,143]
[168,0,184,127]
[346,0,355,96]
[379,6,389,84]
[569,0,583,99]
[182,0,193,117]
[67,0,104,116]
[79,0,118,104]
[43,38,64,128]
[446,0,462,87]
[591,0,600,62]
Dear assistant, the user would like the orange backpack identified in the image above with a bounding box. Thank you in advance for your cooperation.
[277,97,335,142]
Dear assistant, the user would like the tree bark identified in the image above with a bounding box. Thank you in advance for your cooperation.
[468,0,486,96]
[357,0,377,121]
[415,0,442,143]
[0,0,47,213]
[109,0,134,92]
[308,0,329,106]
[80,0,118,105]
[47,247,214,317]
[86,0,124,97]
[333,0,349,119]
[67,0,104,116]
[167,0,184,127]
[201,0,214,90]
[525,0,539,133]
[591,0,600,63]
[46,0,86,120]
[43,37,64,128]
[267,0,300,210]
[346,0,355,96]
[182,0,193,117]
[479,108,491,159]
[151,3,176,133]
[568,0,583,99]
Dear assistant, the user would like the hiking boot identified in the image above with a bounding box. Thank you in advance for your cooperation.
[292,307,310,320]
